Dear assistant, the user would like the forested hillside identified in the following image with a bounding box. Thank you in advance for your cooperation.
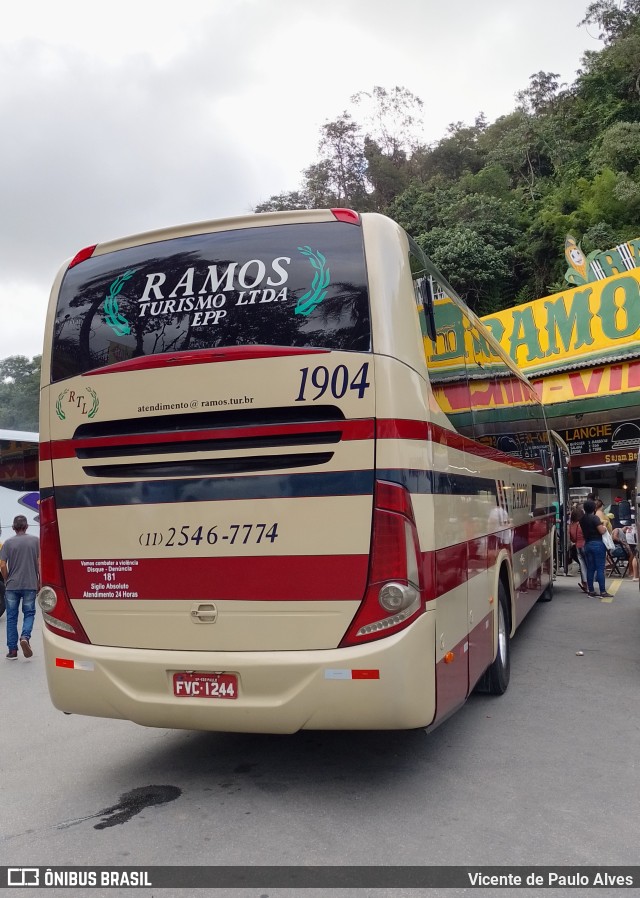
[255,0,640,315]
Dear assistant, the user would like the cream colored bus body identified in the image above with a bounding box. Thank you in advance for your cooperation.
[39,211,555,732]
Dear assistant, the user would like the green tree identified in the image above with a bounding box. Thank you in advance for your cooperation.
[412,118,487,184]
[255,86,425,213]
[573,2,640,136]
[351,85,425,160]
[254,190,311,213]
[0,355,41,432]
[580,0,640,43]
[419,225,514,314]
[311,113,370,206]
[591,120,640,173]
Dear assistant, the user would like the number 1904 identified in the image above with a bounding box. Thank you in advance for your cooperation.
[295,363,370,402]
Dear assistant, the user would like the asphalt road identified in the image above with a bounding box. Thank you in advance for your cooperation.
[1,571,639,898]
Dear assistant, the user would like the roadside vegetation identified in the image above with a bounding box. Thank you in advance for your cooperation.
[0,355,40,431]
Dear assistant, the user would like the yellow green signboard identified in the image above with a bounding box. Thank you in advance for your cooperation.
[481,268,640,377]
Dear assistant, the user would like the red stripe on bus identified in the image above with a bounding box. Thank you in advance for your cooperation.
[376,419,540,472]
[41,420,375,461]
[86,346,330,375]
[43,416,541,473]
[376,419,431,441]
[61,513,551,607]
[426,518,553,602]
[435,543,469,595]
[64,555,370,602]
[64,518,553,608]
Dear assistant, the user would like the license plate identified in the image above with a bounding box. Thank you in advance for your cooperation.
[173,672,238,699]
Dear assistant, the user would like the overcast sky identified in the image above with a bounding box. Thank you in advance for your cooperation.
[0,0,601,361]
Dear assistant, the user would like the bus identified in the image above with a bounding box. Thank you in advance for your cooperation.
[0,429,39,537]
[38,209,558,733]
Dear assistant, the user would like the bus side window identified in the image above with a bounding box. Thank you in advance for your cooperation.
[463,314,504,443]
[416,276,436,340]
[420,280,475,441]
[408,240,436,342]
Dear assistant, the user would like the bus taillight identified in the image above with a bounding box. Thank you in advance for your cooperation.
[339,480,425,646]
[331,208,360,225]
[37,496,90,644]
[67,244,97,269]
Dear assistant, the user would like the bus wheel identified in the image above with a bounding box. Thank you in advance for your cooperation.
[488,583,511,695]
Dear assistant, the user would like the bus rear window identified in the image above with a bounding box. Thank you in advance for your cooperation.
[51,221,371,382]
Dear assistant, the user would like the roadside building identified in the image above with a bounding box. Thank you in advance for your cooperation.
[481,245,640,512]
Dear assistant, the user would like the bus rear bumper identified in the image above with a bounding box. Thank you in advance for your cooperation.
[41,612,436,733]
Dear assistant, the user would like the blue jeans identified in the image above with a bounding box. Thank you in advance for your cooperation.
[584,540,606,593]
[5,589,36,652]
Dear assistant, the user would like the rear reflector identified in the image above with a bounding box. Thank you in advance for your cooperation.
[324,669,380,680]
[55,657,94,671]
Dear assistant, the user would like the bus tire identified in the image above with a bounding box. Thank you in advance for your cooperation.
[487,582,511,695]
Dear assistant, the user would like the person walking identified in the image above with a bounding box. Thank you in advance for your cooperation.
[0,530,5,620]
[569,505,588,593]
[0,514,40,659]
[579,500,613,598]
